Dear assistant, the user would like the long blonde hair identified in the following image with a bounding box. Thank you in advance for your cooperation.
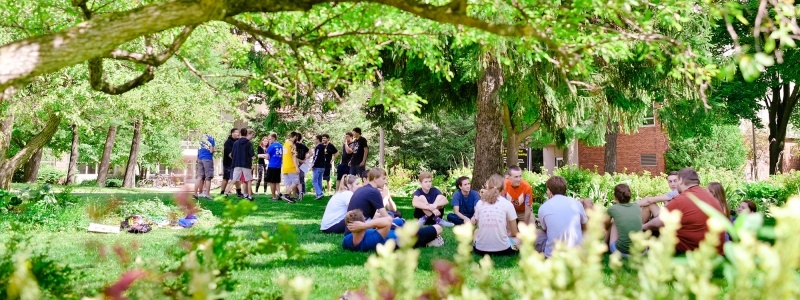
[338,174,359,192]
[707,182,729,218]
[479,174,505,204]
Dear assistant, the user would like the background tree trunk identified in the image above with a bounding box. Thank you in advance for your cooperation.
[123,119,142,188]
[23,149,43,183]
[472,53,504,187]
[65,123,79,185]
[379,127,385,169]
[505,132,519,168]
[604,121,618,174]
[0,113,62,189]
[97,125,117,187]
[766,84,799,175]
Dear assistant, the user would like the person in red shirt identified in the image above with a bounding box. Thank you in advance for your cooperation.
[643,168,725,254]
[504,166,532,224]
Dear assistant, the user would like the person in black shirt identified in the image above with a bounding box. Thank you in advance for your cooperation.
[312,134,339,200]
[342,168,391,234]
[255,135,269,194]
[219,128,241,196]
[322,134,338,194]
[338,132,354,182]
[348,127,369,179]
[295,135,311,199]
[225,129,256,200]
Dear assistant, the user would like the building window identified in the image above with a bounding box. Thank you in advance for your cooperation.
[641,154,657,167]
[642,106,655,126]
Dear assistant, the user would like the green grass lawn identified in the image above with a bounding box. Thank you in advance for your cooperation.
[2,187,525,299]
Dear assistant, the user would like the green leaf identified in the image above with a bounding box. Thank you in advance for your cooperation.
[754,53,775,67]
[764,38,776,54]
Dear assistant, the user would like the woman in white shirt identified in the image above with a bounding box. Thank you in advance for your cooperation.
[473,174,520,256]
[321,175,360,233]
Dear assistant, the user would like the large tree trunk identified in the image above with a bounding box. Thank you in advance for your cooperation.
[0,113,62,189]
[97,125,117,187]
[472,53,504,187]
[123,119,142,188]
[505,131,519,168]
[23,149,43,183]
[604,121,618,174]
[379,127,385,169]
[65,123,80,185]
[766,84,799,175]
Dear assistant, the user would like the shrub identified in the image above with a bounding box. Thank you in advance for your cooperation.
[0,230,82,299]
[386,166,413,190]
[36,165,66,185]
[553,166,595,198]
[664,125,748,173]
[78,179,98,187]
[105,178,123,188]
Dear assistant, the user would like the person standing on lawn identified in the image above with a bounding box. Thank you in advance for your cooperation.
[322,134,338,195]
[294,134,312,199]
[255,135,269,194]
[194,132,216,200]
[219,128,242,197]
[446,176,481,225]
[265,133,283,200]
[338,132,354,183]
[281,132,301,203]
[227,129,255,201]
[312,134,338,200]
[412,172,455,227]
[348,127,369,179]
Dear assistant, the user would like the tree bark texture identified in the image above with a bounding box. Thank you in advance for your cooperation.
[379,127,386,169]
[123,119,142,188]
[472,53,504,188]
[23,148,43,183]
[0,113,62,189]
[97,125,117,187]
[604,121,619,174]
[766,84,799,175]
[65,123,80,185]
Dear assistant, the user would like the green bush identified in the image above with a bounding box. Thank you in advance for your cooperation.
[554,166,595,198]
[36,165,66,185]
[664,125,747,173]
[105,178,123,188]
[78,179,98,186]
[0,231,83,299]
[386,166,413,190]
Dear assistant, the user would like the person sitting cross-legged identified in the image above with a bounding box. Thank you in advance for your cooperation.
[535,175,589,258]
[342,209,444,252]
[412,172,455,227]
[472,174,520,256]
[604,184,642,257]
[446,176,480,225]
[320,175,360,234]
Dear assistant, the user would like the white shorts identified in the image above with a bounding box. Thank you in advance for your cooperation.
[232,167,253,182]
[283,173,300,185]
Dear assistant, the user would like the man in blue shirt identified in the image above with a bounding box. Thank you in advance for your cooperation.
[446,176,480,225]
[194,133,215,199]
[264,133,284,201]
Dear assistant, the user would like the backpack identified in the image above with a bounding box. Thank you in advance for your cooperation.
[120,215,152,234]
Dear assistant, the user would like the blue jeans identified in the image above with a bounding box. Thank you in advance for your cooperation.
[312,167,326,197]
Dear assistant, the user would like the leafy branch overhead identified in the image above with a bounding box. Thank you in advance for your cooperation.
[0,0,794,105]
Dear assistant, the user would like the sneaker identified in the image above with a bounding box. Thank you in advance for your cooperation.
[270,197,279,201]
[246,195,254,202]
[417,215,428,226]
[192,194,199,200]
[281,195,295,203]
[427,235,445,247]
[315,195,324,200]
[436,218,455,227]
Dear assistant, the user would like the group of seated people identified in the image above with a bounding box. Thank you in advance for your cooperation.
[320,165,759,257]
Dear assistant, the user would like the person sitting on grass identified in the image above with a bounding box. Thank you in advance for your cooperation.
[342,209,444,252]
[535,176,589,258]
[737,200,758,216]
[446,176,480,226]
[321,175,360,234]
[636,171,679,223]
[472,174,520,256]
[343,167,404,234]
[363,175,401,218]
[504,166,533,224]
[604,184,642,257]
[707,182,731,241]
[412,172,455,227]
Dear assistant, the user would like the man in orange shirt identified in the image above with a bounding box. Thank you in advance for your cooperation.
[504,166,532,224]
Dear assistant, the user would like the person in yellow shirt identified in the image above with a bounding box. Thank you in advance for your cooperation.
[281,132,300,203]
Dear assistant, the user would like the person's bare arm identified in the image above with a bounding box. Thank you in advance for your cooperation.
[507,219,519,237]
[344,141,354,154]
[375,208,390,219]
[412,195,429,209]
[642,216,664,231]
[524,205,531,224]
[360,146,369,166]
[637,195,670,207]
[347,216,393,234]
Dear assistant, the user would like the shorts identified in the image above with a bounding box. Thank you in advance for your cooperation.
[323,166,331,181]
[196,159,214,180]
[231,167,252,182]
[223,166,233,180]
[266,167,281,183]
[283,173,300,185]
[349,164,366,177]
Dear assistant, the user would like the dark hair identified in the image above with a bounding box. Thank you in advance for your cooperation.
[352,127,362,135]
[678,168,700,185]
[229,128,239,134]
[345,209,366,224]
[239,128,248,136]
[315,135,323,142]
[614,184,632,203]
[508,165,522,173]
[455,176,470,189]
[707,182,729,218]
[291,132,302,142]
[346,131,353,137]
[742,200,758,213]
[322,134,330,139]
[545,176,568,195]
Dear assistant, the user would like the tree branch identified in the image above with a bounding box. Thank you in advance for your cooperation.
[103,26,195,66]
[180,56,223,93]
[518,121,541,138]
[8,112,62,169]
[224,17,297,46]
[88,58,155,95]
